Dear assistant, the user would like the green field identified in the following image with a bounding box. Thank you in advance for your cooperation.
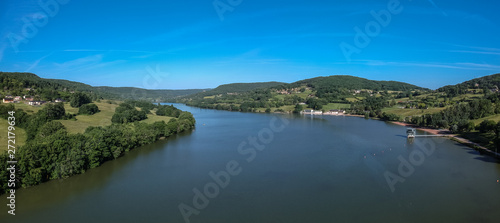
[58,102,175,133]
[12,102,44,114]
[322,103,351,111]
[0,118,27,153]
[139,114,173,124]
[382,106,446,117]
[452,93,484,101]
[345,97,360,102]
[58,102,120,133]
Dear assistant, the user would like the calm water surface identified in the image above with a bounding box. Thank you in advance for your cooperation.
[2,104,500,223]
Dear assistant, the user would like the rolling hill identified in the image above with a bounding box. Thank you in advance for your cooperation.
[0,72,205,101]
[438,73,500,94]
[184,81,285,98]
[284,75,428,91]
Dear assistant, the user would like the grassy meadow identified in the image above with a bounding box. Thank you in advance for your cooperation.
[0,118,27,153]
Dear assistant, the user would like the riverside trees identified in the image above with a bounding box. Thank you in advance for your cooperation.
[0,101,195,194]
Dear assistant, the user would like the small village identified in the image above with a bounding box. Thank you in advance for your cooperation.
[1,94,65,106]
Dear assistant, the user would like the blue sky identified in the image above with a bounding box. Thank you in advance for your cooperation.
[0,0,499,89]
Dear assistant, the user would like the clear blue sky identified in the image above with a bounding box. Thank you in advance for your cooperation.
[0,0,499,89]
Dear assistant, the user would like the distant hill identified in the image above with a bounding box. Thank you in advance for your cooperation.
[187,81,285,97]
[284,75,428,91]
[0,72,205,101]
[93,86,207,101]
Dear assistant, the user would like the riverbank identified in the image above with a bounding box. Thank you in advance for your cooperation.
[391,121,500,159]
[391,121,452,135]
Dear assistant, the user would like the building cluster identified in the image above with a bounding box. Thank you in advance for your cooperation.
[301,109,346,116]
[353,89,376,96]
[276,87,309,95]
[2,95,65,106]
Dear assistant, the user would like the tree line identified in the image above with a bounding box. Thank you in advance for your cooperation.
[0,101,195,194]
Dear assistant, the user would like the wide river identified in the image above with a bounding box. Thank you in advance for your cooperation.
[2,104,500,223]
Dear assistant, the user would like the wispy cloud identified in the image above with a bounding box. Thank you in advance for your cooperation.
[25,52,53,72]
[50,54,104,75]
[54,54,103,68]
[62,49,158,53]
[449,50,500,56]
[343,60,500,71]
[427,0,448,16]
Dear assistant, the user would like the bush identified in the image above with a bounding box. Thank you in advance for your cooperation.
[78,103,100,115]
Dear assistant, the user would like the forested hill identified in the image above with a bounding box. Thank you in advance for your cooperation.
[0,72,96,92]
[437,73,500,96]
[282,75,428,91]
[0,72,205,101]
[187,81,285,97]
[93,86,207,101]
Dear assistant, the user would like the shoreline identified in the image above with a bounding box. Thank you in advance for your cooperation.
[390,121,500,159]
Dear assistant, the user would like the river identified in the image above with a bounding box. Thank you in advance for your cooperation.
[2,104,500,223]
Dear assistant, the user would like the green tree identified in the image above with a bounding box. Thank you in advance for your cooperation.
[78,103,100,115]
[293,104,304,114]
[70,92,91,108]
[478,120,496,133]
[37,121,67,138]
[41,102,66,120]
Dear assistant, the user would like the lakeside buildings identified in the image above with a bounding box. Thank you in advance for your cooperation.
[301,109,346,115]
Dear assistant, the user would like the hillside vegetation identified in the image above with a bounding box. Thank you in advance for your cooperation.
[179,75,428,113]
[0,72,203,101]
[188,81,285,98]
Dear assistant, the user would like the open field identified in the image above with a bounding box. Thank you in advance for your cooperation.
[139,114,172,124]
[382,106,446,117]
[58,102,175,133]
[0,118,27,153]
[58,102,120,134]
[322,103,351,111]
[12,102,44,114]
[345,97,360,102]
[452,93,484,101]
